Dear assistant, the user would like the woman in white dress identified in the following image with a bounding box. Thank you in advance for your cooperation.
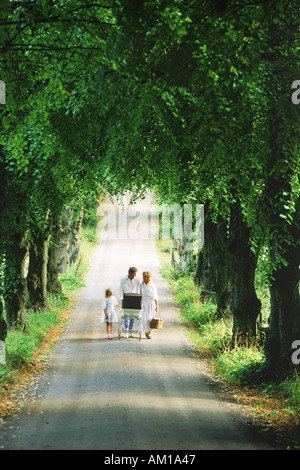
[140,271,158,339]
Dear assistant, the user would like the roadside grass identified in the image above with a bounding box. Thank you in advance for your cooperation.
[0,293,69,388]
[156,239,300,431]
[0,225,97,392]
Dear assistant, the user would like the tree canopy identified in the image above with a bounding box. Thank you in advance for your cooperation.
[0,0,299,377]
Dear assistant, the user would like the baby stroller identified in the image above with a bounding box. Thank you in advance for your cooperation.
[118,293,142,341]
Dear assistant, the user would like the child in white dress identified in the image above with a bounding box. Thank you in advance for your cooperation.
[101,288,120,339]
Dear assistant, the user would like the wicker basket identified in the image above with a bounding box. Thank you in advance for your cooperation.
[150,314,163,329]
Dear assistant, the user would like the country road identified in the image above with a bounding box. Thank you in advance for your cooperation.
[0,194,273,450]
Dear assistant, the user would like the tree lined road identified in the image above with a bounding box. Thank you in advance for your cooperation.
[1,196,273,450]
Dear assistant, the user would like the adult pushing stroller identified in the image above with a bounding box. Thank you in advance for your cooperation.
[118,293,142,341]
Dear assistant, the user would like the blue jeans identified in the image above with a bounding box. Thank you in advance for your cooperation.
[124,318,134,330]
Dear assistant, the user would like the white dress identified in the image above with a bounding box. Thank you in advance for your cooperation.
[140,282,158,332]
[101,296,119,323]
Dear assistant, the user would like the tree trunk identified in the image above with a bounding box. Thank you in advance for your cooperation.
[0,299,7,342]
[58,207,72,274]
[194,249,203,285]
[262,9,300,377]
[69,208,84,253]
[0,158,6,339]
[265,196,300,376]
[199,205,232,318]
[27,235,49,310]
[200,208,217,300]
[266,247,300,376]
[229,200,261,345]
[47,219,62,295]
[3,234,29,327]
[214,215,232,318]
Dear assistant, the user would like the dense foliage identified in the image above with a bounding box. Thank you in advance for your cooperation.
[0,0,299,378]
